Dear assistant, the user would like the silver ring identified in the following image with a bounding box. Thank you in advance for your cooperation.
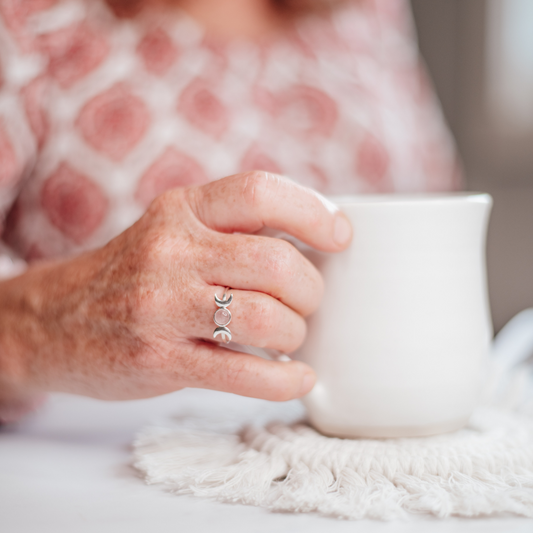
[213,288,233,343]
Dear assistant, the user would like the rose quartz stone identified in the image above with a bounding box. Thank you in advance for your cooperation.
[214,308,231,326]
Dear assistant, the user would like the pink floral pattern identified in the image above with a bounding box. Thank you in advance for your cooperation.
[76,83,150,160]
[178,78,230,139]
[41,163,108,243]
[0,0,460,265]
[37,21,109,88]
[269,85,339,138]
[137,28,179,76]
[136,147,208,207]
[355,134,391,192]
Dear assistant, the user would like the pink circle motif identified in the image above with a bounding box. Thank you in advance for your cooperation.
[214,308,231,327]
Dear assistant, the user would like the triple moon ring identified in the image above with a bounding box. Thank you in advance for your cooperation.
[213,288,233,344]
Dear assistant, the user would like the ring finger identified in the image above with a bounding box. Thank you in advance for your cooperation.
[186,285,307,354]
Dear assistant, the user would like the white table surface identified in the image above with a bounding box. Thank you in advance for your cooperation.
[1,389,532,533]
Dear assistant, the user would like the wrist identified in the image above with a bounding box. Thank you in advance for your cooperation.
[0,247,108,400]
[0,259,67,397]
[0,268,41,398]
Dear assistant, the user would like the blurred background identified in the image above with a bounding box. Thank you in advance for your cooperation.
[411,0,533,332]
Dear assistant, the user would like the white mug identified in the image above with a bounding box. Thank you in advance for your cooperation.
[294,193,493,438]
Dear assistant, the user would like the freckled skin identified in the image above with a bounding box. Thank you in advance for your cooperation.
[0,172,351,410]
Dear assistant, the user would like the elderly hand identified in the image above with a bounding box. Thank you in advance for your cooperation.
[0,172,352,404]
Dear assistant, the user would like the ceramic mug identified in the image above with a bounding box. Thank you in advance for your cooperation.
[294,193,493,438]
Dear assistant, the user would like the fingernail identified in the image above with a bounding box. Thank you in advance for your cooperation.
[297,372,316,397]
[333,213,352,246]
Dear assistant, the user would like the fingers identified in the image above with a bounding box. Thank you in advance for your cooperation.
[186,341,316,401]
[187,286,307,354]
[187,171,352,253]
[198,233,323,316]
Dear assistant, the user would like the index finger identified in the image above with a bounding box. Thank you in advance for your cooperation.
[186,172,352,252]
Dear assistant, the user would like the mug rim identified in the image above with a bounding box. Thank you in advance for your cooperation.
[328,192,492,206]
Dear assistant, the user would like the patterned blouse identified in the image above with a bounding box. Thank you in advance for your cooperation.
[0,0,459,276]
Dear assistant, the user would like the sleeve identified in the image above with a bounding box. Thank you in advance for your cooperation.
[0,3,47,279]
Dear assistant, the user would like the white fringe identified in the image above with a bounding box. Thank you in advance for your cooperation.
[133,406,533,519]
[133,310,533,520]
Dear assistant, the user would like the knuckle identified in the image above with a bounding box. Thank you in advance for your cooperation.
[245,298,278,345]
[267,240,297,280]
[286,319,307,353]
[303,267,324,316]
[133,231,174,275]
[241,170,281,210]
[147,188,184,217]
[241,171,268,209]
[146,192,168,218]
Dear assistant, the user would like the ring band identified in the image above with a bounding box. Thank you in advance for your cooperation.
[213,288,232,343]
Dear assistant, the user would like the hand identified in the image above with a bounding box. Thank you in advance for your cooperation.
[0,172,352,403]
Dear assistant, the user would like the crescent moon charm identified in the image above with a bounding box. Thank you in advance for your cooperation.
[214,293,233,307]
[213,326,232,344]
